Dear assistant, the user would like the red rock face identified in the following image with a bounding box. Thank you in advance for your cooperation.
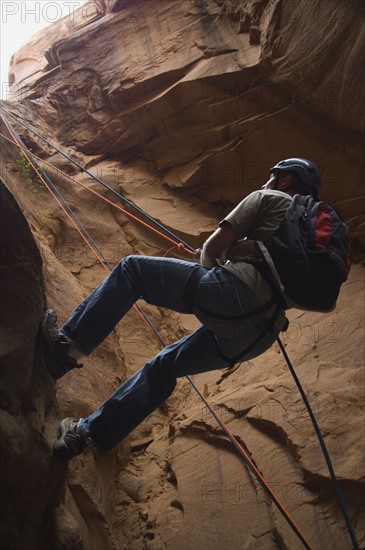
[1,1,364,549]
[5,0,364,250]
[0,178,83,549]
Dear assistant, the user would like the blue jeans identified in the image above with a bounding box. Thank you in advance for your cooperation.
[62,255,281,455]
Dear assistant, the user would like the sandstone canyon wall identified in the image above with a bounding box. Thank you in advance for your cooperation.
[0,1,364,549]
[0,177,83,549]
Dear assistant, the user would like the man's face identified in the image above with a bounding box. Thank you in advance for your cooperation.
[261,174,276,190]
[261,172,299,193]
[276,173,296,192]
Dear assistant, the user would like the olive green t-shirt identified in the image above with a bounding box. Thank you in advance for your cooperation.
[217,189,293,308]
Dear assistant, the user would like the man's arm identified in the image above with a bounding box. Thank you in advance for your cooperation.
[200,222,237,268]
[199,191,265,267]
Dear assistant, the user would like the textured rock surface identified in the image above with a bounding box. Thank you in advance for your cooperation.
[5,0,365,251]
[0,178,82,550]
[0,0,364,549]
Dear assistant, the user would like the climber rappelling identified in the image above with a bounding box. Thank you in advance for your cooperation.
[40,157,350,461]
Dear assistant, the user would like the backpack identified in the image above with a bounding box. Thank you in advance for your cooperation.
[264,194,351,311]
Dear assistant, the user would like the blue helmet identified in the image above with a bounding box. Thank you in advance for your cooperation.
[270,158,321,195]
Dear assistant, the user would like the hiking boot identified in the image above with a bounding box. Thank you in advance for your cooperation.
[53,417,88,462]
[41,309,83,380]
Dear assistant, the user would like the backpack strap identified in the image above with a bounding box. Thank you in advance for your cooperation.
[256,241,286,296]
[243,256,288,311]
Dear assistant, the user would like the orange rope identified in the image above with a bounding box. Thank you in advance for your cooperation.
[190,380,315,550]
[0,121,164,344]
[1,122,111,273]
[0,122,315,550]
[164,243,189,257]
[0,131,195,258]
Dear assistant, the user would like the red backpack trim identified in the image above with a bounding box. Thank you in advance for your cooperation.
[315,203,332,250]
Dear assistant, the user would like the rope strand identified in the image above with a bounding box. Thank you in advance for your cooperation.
[277,337,359,550]
[0,106,196,254]
[0,114,166,348]
[2,109,358,549]
[0,130,195,258]
[0,110,316,549]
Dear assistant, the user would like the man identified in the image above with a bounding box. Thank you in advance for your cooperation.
[43,158,321,461]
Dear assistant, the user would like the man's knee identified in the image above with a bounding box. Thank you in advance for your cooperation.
[116,255,141,282]
[118,254,138,268]
[144,349,178,396]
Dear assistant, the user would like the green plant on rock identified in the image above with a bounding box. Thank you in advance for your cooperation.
[35,209,52,228]
[16,150,45,194]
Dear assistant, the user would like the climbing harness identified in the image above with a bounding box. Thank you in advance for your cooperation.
[0,107,359,550]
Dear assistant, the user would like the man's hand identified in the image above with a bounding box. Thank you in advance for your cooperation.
[195,248,202,262]
[200,223,237,267]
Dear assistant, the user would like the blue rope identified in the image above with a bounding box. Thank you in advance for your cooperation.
[1,107,358,549]
[0,107,196,254]
[2,113,106,263]
[2,113,156,335]
[277,337,359,550]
